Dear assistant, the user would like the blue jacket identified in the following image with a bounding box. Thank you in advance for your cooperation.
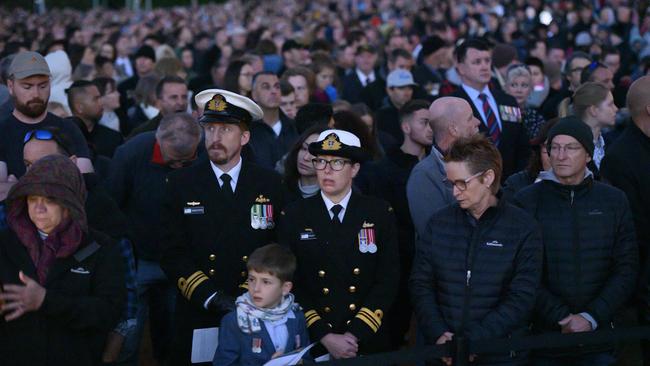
[213,309,310,366]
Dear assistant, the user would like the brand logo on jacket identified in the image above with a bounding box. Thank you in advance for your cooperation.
[485,240,503,247]
[70,267,91,274]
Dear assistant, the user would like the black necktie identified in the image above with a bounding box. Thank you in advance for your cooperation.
[220,174,234,198]
[330,204,343,225]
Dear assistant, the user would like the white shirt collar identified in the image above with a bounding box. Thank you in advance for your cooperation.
[210,156,243,191]
[321,188,353,221]
[462,83,492,102]
[355,68,375,86]
[271,120,282,136]
[141,104,160,120]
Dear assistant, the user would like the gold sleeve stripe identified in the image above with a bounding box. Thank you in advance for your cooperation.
[178,271,203,292]
[185,273,208,298]
[355,311,379,333]
[304,310,321,327]
[360,307,382,325]
[178,271,203,297]
[184,272,207,296]
[178,271,209,300]
[186,275,208,299]
[358,308,381,327]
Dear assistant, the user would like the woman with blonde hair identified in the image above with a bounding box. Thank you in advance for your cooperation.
[504,64,546,139]
[572,81,618,171]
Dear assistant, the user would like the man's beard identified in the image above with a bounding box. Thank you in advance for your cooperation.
[14,97,47,118]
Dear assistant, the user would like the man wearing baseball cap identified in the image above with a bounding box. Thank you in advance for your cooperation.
[515,116,638,365]
[159,89,285,365]
[0,51,92,186]
[376,69,417,144]
[280,129,399,359]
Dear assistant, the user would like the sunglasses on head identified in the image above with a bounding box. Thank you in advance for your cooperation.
[23,129,72,155]
[24,129,54,144]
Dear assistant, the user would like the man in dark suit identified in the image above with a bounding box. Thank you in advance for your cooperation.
[160,89,284,366]
[341,45,386,111]
[445,38,530,180]
[279,129,399,359]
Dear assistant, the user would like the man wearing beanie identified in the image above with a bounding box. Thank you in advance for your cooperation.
[514,116,638,365]
[413,36,450,96]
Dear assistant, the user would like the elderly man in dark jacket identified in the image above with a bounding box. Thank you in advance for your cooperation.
[515,117,638,365]
[410,135,542,365]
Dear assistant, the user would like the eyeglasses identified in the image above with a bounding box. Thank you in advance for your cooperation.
[312,158,352,171]
[445,170,485,191]
[23,129,72,155]
[549,143,584,155]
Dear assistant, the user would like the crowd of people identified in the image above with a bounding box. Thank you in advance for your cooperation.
[0,0,650,365]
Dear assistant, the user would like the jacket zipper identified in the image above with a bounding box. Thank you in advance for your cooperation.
[461,227,480,336]
[570,189,582,308]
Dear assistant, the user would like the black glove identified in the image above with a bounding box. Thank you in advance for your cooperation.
[207,292,236,313]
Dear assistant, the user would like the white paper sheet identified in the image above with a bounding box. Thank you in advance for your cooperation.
[263,342,318,366]
[191,327,219,364]
[314,353,331,362]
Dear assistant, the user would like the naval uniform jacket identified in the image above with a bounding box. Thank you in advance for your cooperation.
[160,158,284,364]
[279,192,399,353]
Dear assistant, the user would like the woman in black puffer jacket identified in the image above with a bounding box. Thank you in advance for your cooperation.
[410,135,542,365]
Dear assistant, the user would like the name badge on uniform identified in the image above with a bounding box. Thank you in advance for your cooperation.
[358,222,377,254]
[251,195,274,230]
[184,202,205,215]
[252,338,262,353]
[499,105,522,123]
[300,228,317,241]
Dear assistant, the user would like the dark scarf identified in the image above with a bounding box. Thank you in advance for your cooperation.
[7,212,83,284]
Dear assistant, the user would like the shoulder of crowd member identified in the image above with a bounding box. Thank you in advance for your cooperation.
[424,203,461,229]
[112,131,157,161]
[85,181,130,240]
[88,227,118,248]
[500,199,542,233]
[590,180,630,206]
[512,181,543,208]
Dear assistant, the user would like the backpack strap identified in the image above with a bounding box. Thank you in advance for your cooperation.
[73,241,101,262]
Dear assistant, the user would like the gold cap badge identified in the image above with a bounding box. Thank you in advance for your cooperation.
[207,94,227,112]
[321,133,342,151]
[255,195,270,203]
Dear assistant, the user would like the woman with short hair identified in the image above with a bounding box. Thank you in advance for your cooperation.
[410,134,542,366]
[505,64,546,139]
